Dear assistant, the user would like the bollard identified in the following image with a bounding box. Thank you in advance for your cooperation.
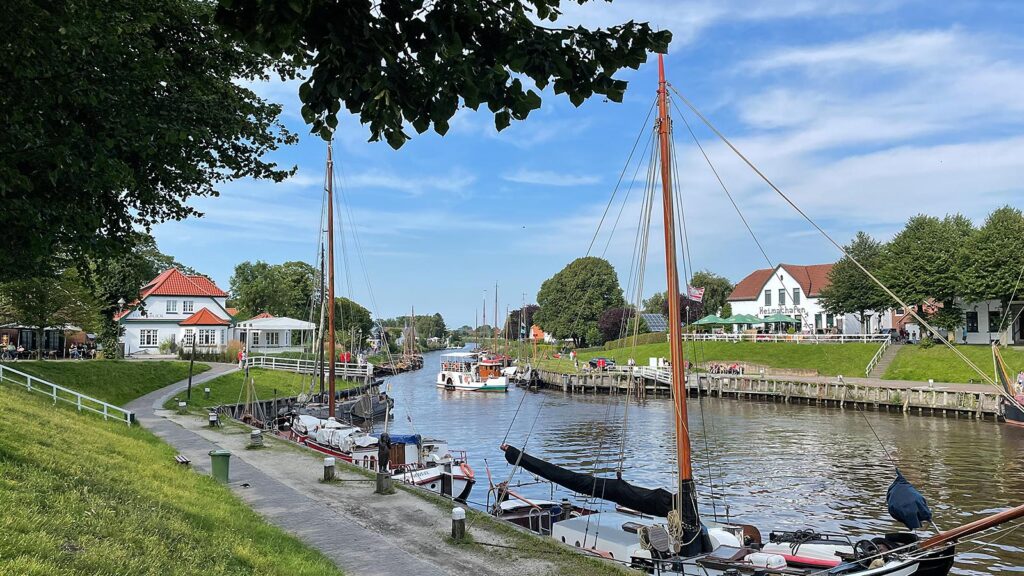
[204,387,210,399]
[323,457,336,481]
[208,411,219,427]
[177,401,187,414]
[249,429,263,447]
[209,450,231,483]
[375,471,393,495]
[451,507,466,541]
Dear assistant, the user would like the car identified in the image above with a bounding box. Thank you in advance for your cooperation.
[588,357,616,368]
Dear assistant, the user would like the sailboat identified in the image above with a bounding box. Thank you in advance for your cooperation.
[496,54,1024,575]
[993,344,1024,426]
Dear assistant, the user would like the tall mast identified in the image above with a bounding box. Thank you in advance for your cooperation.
[318,245,326,395]
[494,282,499,340]
[657,54,694,488]
[327,141,337,418]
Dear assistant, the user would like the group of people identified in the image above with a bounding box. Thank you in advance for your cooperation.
[707,362,743,375]
[1016,370,1024,397]
[68,343,96,359]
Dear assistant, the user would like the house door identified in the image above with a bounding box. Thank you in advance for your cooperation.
[1016,310,1024,345]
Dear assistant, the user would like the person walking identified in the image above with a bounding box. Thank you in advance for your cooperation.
[237,348,246,368]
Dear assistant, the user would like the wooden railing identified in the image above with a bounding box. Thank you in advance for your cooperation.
[864,339,892,377]
[0,364,133,426]
[246,355,374,380]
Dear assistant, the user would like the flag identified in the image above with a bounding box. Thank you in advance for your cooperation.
[687,285,705,301]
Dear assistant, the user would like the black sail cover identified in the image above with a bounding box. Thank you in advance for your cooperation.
[504,445,675,517]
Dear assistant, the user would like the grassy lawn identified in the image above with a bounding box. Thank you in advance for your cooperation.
[3,360,209,406]
[536,341,880,377]
[884,344,1024,383]
[164,368,362,410]
[0,385,340,576]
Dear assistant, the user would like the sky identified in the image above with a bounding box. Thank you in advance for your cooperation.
[153,0,1024,327]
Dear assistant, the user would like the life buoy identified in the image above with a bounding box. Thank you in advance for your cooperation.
[459,462,475,479]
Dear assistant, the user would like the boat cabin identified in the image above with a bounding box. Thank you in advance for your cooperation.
[440,352,478,373]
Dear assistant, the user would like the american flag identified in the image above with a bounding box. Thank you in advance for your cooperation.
[687,285,705,300]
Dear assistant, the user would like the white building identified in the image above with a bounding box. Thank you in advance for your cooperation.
[952,299,1023,345]
[235,312,316,353]
[727,263,889,334]
[116,269,234,355]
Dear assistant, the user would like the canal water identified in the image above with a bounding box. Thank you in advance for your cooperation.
[385,349,1024,574]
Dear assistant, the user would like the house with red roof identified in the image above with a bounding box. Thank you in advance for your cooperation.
[116,268,234,355]
[727,263,892,334]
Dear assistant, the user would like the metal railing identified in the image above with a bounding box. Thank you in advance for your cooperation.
[246,355,374,379]
[0,364,133,426]
[682,333,892,344]
[864,338,892,377]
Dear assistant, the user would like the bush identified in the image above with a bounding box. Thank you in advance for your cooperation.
[918,337,935,349]
[158,337,177,354]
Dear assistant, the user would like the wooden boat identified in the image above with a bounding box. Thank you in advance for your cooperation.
[993,344,1024,426]
[437,352,509,392]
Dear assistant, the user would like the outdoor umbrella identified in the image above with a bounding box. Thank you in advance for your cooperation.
[692,314,725,325]
[732,314,764,324]
[762,313,797,324]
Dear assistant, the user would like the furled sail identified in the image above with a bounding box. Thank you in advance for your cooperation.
[503,445,675,517]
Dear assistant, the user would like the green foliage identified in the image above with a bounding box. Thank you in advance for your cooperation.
[0,385,339,576]
[1,0,295,282]
[820,231,890,329]
[720,302,732,319]
[885,344,1024,383]
[535,257,625,347]
[214,0,671,148]
[230,260,317,319]
[334,297,375,341]
[12,360,208,406]
[378,312,448,340]
[689,270,734,315]
[882,214,974,305]
[960,206,1024,305]
[642,291,667,314]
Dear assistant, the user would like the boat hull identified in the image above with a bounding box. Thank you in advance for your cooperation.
[436,371,508,392]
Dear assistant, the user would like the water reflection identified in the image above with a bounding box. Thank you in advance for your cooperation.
[385,349,1024,574]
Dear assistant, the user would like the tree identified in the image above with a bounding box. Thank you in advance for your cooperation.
[819,231,891,332]
[642,292,667,314]
[275,261,318,319]
[535,257,624,347]
[882,214,974,306]
[0,269,101,358]
[334,297,374,344]
[663,295,704,324]
[214,0,671,148]
[961,206,1024,307]
[1,0,295,282]
[507,304,540,339]
[598,307,636,344]
[720,302,732,319]
[689,270,733,316]
[229,260,316,319]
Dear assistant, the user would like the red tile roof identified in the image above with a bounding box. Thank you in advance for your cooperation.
[727,263,835,301]
[226,307,239,317]
[250,312,274,320]
[179,308,230,326]
[140,268,228,298]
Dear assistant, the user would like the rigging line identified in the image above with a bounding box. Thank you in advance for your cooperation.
[667,83,1024,408]
[500,381,530,446]
[997,260,1024,336]
[859,410,900,471]
[667,118,721,522]
[586,97,658,256]
[670,96,774,270]
[602,128,656,258]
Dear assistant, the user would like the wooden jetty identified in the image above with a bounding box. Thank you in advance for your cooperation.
[530,366,1006,421]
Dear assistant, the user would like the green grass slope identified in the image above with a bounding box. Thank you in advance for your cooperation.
[165,368,362,410]
[0,384,340,576]
[884,344,1024,383]
[541,341,879,377]
[5,360,209,406]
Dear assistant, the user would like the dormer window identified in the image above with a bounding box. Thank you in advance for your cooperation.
[166,300,178,314]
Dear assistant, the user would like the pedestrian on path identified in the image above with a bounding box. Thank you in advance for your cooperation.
[237,348,246,368]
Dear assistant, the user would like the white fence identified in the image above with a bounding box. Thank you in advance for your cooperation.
[0,364,133,426]
[682,333,891,344]
[246,356,374,380]
[864,339,892,377]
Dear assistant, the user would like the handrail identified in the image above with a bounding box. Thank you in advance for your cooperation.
[864,338,892,377]
[0,364,133,426]
[682,333,891,343]
[246,355,374,379]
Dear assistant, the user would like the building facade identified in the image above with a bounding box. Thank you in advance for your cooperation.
[727,263,889,334]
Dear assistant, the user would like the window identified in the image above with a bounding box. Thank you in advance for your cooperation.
[965,312,978,333]
[264,332,280,346]
[198,329,216,346]
[251,331,260,346]
[165,300,178,314]
[793,288,801,306]
[140,329,158,347]
[183,300,194,313]
[764,290,772,306]
[778,289,786,306]
[989,311,1002,334]
[896,308,905,315]
[826,313,835,328]
[182,329,194,346]
[815,313,823,330]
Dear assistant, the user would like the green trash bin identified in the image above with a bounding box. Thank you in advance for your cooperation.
[209,450,231,483]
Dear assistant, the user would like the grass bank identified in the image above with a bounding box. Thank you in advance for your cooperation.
[538,341,879,378]
[0,385,340,576]
[5,360,209,406]
[884,344,1024,383]
[164,367,361,410]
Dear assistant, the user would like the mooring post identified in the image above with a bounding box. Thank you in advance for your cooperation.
[323,457,336,481]
[208,411,219,427]
[249,429,263,447]
[451,506,467,541]
[375,471,393,494]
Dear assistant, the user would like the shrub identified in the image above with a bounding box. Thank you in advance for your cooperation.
[918,337,935,349]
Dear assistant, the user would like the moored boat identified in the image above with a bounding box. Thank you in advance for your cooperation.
[437,352,509,392]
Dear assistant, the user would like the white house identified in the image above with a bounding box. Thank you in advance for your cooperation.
[235,312,316,353]
[116,269,234,355]
[727,263,890,334]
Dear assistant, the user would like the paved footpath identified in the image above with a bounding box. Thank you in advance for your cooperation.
[125,363,447,576]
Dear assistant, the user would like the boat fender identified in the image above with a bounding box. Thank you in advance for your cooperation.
[460,462,475,479]
[743,552,787,569]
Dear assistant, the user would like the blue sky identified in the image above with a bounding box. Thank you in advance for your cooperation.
[153,0,1024,327]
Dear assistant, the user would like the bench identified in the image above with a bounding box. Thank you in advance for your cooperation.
[174,455,191,466]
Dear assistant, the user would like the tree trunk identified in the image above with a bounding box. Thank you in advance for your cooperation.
[36,326,44,360]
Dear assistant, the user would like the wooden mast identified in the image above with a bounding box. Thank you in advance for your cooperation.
[657,54,693,486]
[327,141,337,418]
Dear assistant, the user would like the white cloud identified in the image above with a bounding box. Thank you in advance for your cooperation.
[502,169,601,187]
[340,168,477,196]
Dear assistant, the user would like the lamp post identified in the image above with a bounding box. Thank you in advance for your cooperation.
[116,297,126,358]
